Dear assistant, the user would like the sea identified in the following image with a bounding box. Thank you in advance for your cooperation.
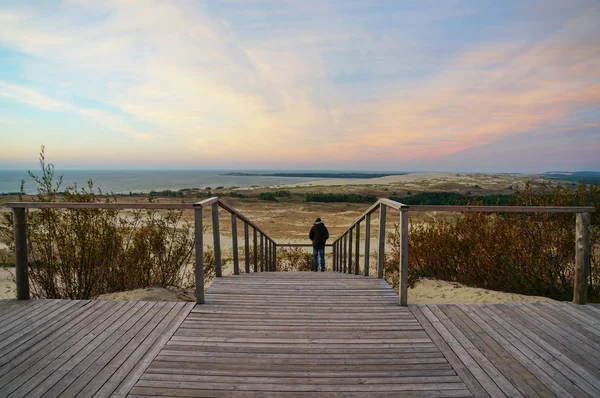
[0,170,327,195]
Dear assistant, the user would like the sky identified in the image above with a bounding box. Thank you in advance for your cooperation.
[0,0,598,172]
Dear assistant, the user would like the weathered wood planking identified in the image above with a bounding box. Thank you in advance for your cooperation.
[412,303,600,398]
[0,299,193,398]
[130,272,470,397]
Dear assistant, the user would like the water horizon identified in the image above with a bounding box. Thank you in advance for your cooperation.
[0,169,405,195]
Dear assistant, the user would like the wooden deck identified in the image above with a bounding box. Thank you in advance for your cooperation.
[411,302,600,398]
[131,273,471,397]
[1,273,599,397]
[0,298,194,398]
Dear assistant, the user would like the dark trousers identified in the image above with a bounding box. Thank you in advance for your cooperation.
[313,246,325,271]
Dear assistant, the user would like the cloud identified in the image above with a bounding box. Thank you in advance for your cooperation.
[0,0,598,170]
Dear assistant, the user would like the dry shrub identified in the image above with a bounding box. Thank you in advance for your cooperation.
[0,147,215,299]
[384,182,600,301]
[276,247,313,272]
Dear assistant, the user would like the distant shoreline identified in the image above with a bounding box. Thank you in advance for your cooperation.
[222,172,409,179]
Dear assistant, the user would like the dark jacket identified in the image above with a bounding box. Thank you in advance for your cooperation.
[309,221,329,248]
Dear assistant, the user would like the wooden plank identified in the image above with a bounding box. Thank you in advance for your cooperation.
[0,300,96,368]
[440,305,548,398]
[130,273,471,397]
[23,301,149,398]
[484,305,600,397]
[505,304,600,376]
[0,301,118,391]
[457,304,585,398]
[8,300,138,398]
[0,300,82,355]
[418,306,507,397]
[94,302,194,398]
[409,306,489,398]
[129,388,473,397]
[55,302,169,398]
[37,302,158,398]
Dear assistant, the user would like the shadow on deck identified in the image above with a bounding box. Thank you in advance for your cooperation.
[1,272,599,397]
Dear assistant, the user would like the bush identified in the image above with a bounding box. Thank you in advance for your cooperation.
[259,192,278,201]
[384,182,600,301]
[0,147,215,299]
[276,247,313,272]
[304,192,377,203]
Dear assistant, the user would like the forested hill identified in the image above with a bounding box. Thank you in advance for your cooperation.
[543,171,600,186]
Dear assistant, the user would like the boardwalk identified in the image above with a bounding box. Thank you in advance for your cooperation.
[132,273,469,397]
[0,273,599,397]
[0,299,194,398]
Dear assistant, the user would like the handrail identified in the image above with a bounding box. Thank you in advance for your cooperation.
[7,197,278,304]
[6,202,195,209]
[409,205,596,213]
[330,198,594,306]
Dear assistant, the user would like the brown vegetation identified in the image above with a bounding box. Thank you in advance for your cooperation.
[384,182,600,301]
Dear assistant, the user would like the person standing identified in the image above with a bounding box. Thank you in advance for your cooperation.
[309,217,329,272]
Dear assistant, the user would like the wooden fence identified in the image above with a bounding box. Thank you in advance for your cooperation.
[6,198,595,306]
[7,197,277,304]
[331,199,595,306]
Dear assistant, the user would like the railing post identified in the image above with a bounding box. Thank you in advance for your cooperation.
[231,213,239,275]
[211,202,222,277]
[260,234,264,272]
[332,242,336,272]
[273,242,277,272]
[348,228,353,276]
[364,213,371,277]
[244,222,250,273]
[193,204,204,304]
[378,204,386,279]
[253,228,258,272]
[343,234,347,273]
[266,240,270,272]
[13,207,29,300]
[399,209,409,306]
[337,241,342,272]
[573,212,590,304]
[355,221,360,275]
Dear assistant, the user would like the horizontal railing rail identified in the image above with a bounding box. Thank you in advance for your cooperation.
[331,199,595,306]
[277,243,333,248]
[7,197,278,304]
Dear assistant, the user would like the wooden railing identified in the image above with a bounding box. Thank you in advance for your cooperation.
[331,199,595,306]
[6,198,596,306]
[7,197,277,304]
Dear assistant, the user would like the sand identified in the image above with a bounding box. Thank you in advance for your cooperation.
[0,267,16,299]
[408,278,555,304]
[0,263,556,304]
[97,286,196,302]
[85,277,556,304]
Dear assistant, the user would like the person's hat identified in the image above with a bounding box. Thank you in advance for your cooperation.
[315,217,321,222]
